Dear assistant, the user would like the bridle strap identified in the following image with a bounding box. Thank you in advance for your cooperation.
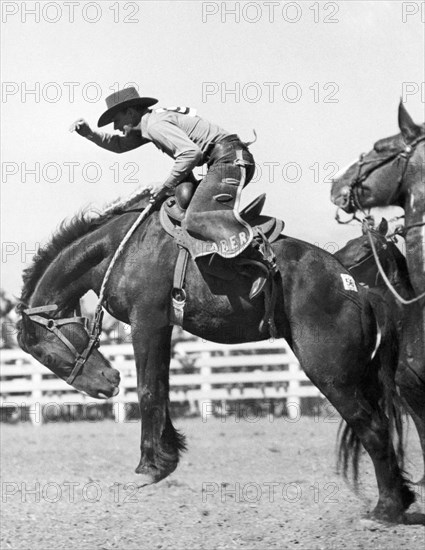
[349,135,425,212]
[23,304,95,384]
[347,251,375,272]
[29,315,84,356]
[350,151,399,214]
[67,307,103,384]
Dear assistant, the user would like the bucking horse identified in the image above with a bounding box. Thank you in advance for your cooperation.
[16,170,417,523]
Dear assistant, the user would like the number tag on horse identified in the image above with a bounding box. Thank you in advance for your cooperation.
[340,273,358,292]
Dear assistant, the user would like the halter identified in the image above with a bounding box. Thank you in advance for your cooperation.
[347,134,425,215]
[23,304,104,384]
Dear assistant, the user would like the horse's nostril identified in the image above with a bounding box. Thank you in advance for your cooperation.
[102,369,121,386]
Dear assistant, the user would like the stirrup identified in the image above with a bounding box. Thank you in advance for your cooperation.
[253,227,276,267]
[250,275,268,299]
[236,250,276,300]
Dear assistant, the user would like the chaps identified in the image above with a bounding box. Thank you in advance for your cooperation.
[182,136,256,259]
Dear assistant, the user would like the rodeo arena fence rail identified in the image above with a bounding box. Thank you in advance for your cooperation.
[0,339,326,425]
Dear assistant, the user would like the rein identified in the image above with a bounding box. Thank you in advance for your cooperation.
[347,250,375,272]
[23,200,155,385]
[364,225,425,306]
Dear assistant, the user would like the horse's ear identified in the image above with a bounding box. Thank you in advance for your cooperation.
[378,218,388,236]
[398,101,421,141]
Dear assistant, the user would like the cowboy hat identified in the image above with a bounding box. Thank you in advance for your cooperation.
[97,87,158,127]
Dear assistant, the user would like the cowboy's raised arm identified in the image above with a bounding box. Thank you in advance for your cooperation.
[70,119,145,153]
[147,121,203,189]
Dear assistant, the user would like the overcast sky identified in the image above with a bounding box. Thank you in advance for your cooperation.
[1,0,424,296]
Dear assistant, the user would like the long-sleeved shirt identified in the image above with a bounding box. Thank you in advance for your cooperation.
[86,108,230,187]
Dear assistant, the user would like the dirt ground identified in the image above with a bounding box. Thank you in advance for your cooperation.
[1,415,424,550]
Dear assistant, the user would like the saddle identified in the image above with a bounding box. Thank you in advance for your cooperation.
[159,184,284,334]
[161,190,283,256]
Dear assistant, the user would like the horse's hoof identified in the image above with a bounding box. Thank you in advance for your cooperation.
[368,508,406,525]
[135,462,176,484]
[134,471,159,486]
[403,512,425,525]
[135,463,161,484]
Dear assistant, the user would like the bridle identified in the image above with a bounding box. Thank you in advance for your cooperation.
[334,132,425,304]
[23,302,104,385]
[336,134,425,222]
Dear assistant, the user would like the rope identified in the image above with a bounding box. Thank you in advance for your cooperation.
[102,185,154,215]
[365,226,425,306]
[87,199,155,345]
[97,202,154,308]
[60,198,155,384]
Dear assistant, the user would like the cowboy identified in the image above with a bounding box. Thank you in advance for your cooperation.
[70,87,276,298]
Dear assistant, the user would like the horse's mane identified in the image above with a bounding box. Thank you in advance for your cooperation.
[18,187,152,308]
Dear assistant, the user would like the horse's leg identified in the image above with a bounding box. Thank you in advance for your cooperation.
[396,310,425,485]
[310,364,412,521]
[131,324,185,485]
[293,336,414,523]
[397,366,425,486]
[402,400,425,486]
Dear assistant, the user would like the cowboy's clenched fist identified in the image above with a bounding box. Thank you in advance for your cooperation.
[69,119,92,137]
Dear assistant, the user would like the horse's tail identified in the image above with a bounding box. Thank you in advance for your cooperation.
[337,294,408,489]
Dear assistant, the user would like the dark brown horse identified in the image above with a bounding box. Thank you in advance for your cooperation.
[17,190,415,522]
[331,102,425,482]
[335,220,425,484]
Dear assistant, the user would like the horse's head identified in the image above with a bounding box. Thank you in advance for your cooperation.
[335,219,391,288]
[17,305,120,399]
[331,102,425,214]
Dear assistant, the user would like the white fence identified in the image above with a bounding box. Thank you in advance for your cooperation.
[0,339,322,425]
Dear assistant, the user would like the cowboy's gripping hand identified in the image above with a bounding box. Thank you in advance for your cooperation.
[149,184,175,204]
[69,118,92,137]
